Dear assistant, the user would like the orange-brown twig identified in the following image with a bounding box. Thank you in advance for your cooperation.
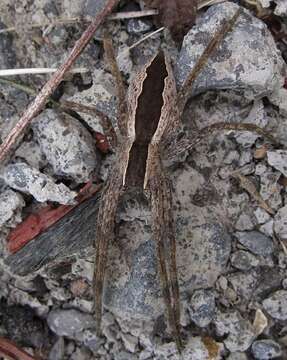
[0,337,41,360]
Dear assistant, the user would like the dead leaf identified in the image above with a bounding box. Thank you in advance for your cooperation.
[143,0,197,42]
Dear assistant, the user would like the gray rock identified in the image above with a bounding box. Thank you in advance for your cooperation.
[2,162,76,205]
[121,332,138,353]
[254,208,271,225]
[188,289,216,327]
[175,3,284,100]
[48,337,65,360]
[0,19,17,68]
[267,150,287,177]
[262,290,287,320]
[259,169,282,211]
[235,231,274,256]
[47,309,95,338]
[214,310,255,352]
[274,205,287,240]
[227,270,259,299]
[0,189,25,227]
[258,0,287,16]
[231,250,259,271]
[32,109,98,183]
[227,353,248,360]
[235,213,255,231]
[251,339,282,359]
[126,18,153,34]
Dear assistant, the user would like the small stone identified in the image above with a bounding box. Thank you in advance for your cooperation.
[235,213,255,231]
[3,162,76,205]
[231,250,259,271]
[253,309,268,336]
[251,339,282,359]
[121,332,138,353]
[32,109,98,183]
[0,189,25,227]
[47,309,94,338]
[254,208,271,225]
[262,290,287,320]
[214,310,255,352]
[227,270,259,299]
[70,278,89,297]
[235,231,274,256]
[267,150,287,177]
[254,145,267,160]
[188,289,216,327]
[227,353,248,360]
[126,18,153,34]
[48,337,65,360]
[282,278,287,289]
[72,258,93,283]
[82,329,103,353]
[259,220,274,238]
[183,336,222,360]
[274,205,287,240]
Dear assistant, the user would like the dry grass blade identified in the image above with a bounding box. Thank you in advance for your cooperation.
[0,67,88,76]
[177,7,242,113]
[0,0,120,164]
[0,336,40,360]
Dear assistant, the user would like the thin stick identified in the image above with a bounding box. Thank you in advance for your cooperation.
[0,67,88,77]
[0,0,119,164]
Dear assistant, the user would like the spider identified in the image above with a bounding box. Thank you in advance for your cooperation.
[93,7,274,352]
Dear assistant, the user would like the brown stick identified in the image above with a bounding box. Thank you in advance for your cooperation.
[0,0,119,164]
[0,337,41,360]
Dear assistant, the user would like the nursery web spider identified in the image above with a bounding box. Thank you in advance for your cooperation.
[93,7,275,352]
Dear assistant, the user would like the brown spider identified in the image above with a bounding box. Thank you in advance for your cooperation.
[92,7,274,352]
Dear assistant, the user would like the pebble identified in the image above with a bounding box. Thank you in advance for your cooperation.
[188,289,216,327]
[214,310,255,352]
[121,332,138,353]
[126,18,153,34]
[48,337,65,360]
[2,162,76,205]
[227,353,248,360]
[32,109,98,183]
[235,231,274,256]
[274,205,287,240]
[231,250,259,271]
[0,189,24,227]
[253,309,268,336]
[251,339,282,359]
[235,213,255,231]
[267,150,287,177]
[254,208,271,225]
[262,290,287,320]
[47,309,94,338]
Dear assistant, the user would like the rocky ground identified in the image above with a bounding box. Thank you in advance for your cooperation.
[0,0,287,359]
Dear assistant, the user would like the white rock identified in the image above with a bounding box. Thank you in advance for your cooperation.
[0,189,24,227]
[267,150,287,177]
[274,205,287,240]
[214,310,255,352]
[262,290,287,320]
[2,162,76,205]
[121,332,138,353]
[32,109,98,183]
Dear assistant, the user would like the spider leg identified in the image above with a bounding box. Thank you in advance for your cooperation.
[148,154,182,352]
[103,36,128,137]
[164,122,279,164]
[94,169,123,333]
